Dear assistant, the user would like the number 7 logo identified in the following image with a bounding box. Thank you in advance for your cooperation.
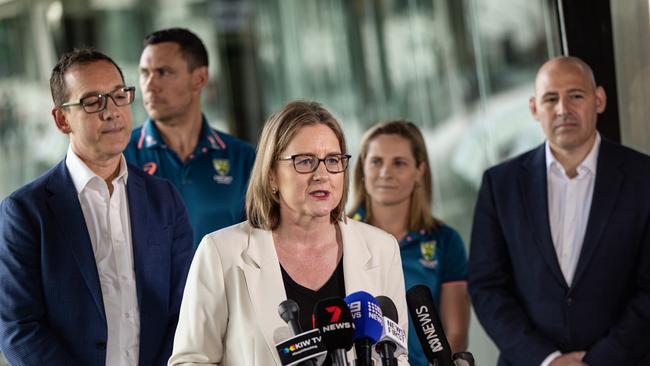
[325,306,342,323]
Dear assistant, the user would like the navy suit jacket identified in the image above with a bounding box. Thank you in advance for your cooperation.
[0,159,195,365]
[469,139,650,366]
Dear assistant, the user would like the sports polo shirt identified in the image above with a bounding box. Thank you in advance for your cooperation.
[351,207,468,366]
[124,117,255,246]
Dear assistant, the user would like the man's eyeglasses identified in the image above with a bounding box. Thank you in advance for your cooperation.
[60,86,136,113]
[277,153,351,174]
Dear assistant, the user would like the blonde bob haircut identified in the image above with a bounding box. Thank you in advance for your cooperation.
[246,100,349,230]
[349,119,439,231]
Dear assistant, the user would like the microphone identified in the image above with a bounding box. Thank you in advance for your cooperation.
[313,297,355,366]
[406,285,454,366]
[279,299,304,335]
[343,291,384,366]
[276,299,326,366]
[453,352,475,366]
[373,296,407,366]
[274,327,327,366]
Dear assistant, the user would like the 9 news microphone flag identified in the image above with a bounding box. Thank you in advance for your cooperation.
[343,291,384,366]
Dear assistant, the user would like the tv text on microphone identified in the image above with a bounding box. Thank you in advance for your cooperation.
[276,299,327,366]
[275,328,327,366]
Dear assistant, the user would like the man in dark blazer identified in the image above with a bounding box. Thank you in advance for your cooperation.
[469,56,650,366]
[0,49,194,365]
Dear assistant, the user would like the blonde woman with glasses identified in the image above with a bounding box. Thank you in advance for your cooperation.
[169,101,409,365]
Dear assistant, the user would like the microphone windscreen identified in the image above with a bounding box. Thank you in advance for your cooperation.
[375,295,399,323]
[313,297,355,351]
[344,291,384,343]
[406,284,454,366]
[278,299,302,335]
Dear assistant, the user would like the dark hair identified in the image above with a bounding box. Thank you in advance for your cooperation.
[143,28,208,70]
[50,48,124,106]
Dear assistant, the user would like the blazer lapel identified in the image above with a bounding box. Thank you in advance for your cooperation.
[339,221,382,297]
[240,221,382,357]
[126,168,148,250]
[572,140,623,287]
[242,226,287,359]
[519,146,567,288]
[126,168,159,356]
[45,161,106,321]
[126,168,149,303]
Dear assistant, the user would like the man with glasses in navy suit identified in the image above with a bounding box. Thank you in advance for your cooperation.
[0,48,194,366]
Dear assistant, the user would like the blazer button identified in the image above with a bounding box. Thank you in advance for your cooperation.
[566,296,573,306]
[96,341,107,350]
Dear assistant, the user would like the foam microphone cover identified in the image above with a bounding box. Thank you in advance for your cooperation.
[406,284,454,366]
[313,297,355,351]
[343,291,383,343]
[278,299,302,335]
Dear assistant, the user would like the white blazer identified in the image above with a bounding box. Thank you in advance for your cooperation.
[169,219,409,365]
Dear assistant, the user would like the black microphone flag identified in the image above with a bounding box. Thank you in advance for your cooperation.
[406,284,454,366]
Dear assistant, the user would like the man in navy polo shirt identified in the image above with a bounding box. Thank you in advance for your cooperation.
[124,28,255,246]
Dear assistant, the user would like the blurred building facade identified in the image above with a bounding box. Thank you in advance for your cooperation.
[0,0,566,364]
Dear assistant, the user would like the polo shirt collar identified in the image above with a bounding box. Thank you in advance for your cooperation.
[198,117,228,151]
[139,115,228,151]
[139,118,164,149]
[351,206,431,246]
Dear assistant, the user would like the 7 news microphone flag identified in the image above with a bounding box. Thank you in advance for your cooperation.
[313,297,355,366]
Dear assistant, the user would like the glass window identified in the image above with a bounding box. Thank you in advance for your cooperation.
[0,0,560,363]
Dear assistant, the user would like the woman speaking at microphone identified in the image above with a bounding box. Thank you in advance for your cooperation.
[169,101,409,365]
[349,120,470,366]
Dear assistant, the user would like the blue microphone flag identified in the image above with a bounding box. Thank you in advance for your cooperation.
[344,291,383,343]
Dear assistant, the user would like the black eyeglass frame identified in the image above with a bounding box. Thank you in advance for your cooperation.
[60,86,136,113]
[277,153,352,174]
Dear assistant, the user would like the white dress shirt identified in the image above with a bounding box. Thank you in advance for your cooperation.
[66,146,140,366]
[540,134,600,366]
